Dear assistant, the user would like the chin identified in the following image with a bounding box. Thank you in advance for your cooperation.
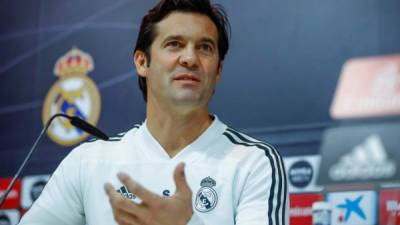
[170,89,211,105]
[173,95,203,106]
[175,99,201,106]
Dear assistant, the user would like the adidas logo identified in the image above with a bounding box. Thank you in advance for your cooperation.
[329,134,397,181]
[116,185,136,199]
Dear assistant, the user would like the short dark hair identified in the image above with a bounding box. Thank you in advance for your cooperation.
[133,0,230,102]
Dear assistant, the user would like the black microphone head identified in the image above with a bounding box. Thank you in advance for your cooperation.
[69,116,109,141]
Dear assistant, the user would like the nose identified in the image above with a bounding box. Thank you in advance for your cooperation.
[179,46,199,69]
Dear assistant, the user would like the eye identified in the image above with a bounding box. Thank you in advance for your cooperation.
[198,43,214,54]
[165,40,182,49]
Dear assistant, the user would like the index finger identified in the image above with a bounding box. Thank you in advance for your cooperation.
[117,172,160,204]
[104,182,124,205]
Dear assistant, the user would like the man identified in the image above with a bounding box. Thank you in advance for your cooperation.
[19,0,289,224]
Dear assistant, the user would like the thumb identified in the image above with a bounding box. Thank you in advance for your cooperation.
[174,162,192,196]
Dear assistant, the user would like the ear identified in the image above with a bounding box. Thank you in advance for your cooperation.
[216,62,223,84]
[133,50,148,78]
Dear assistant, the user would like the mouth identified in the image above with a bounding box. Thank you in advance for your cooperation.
[173,74,201,83]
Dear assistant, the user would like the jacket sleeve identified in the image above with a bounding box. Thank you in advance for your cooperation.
[18,147,86,225]
[235,148,289,225]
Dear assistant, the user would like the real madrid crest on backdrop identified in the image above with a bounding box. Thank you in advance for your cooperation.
[42,47,101,146]
[195,176,218,213]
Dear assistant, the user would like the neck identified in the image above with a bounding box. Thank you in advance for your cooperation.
[146,100,213,158]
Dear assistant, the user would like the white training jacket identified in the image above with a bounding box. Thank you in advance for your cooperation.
[19,116,289,225]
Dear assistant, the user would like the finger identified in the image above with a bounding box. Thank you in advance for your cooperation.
[105,183,136,224]
[117,173,160,204]
[115,199,151,223]
[116,211,142,225]
[113,209,141,225]
[104,183,149,224]
[105,182,121,202]
[174,162,192,196]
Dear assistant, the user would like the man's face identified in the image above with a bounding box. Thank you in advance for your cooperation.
[136,12,221,109]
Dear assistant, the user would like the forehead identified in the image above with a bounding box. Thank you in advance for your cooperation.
[154,11,218,43]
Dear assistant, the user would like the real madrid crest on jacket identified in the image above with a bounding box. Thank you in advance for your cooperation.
[42,47,101,146]
[195,176,218,212]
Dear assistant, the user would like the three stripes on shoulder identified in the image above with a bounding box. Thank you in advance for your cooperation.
[86,124,140,143]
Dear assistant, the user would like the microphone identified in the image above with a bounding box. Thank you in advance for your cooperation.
[0,113,109,207]
[68,115,109,141]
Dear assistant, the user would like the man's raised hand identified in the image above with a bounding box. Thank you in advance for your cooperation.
[104,162,193,225]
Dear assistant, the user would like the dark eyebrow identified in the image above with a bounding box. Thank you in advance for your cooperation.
[161,35,185,45]
[161,35,217,48]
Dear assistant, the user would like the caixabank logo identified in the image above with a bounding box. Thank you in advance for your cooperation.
[328,191,376,225]
[42,47,101,146]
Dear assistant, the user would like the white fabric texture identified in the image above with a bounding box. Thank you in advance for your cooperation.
[19,117,289,225]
